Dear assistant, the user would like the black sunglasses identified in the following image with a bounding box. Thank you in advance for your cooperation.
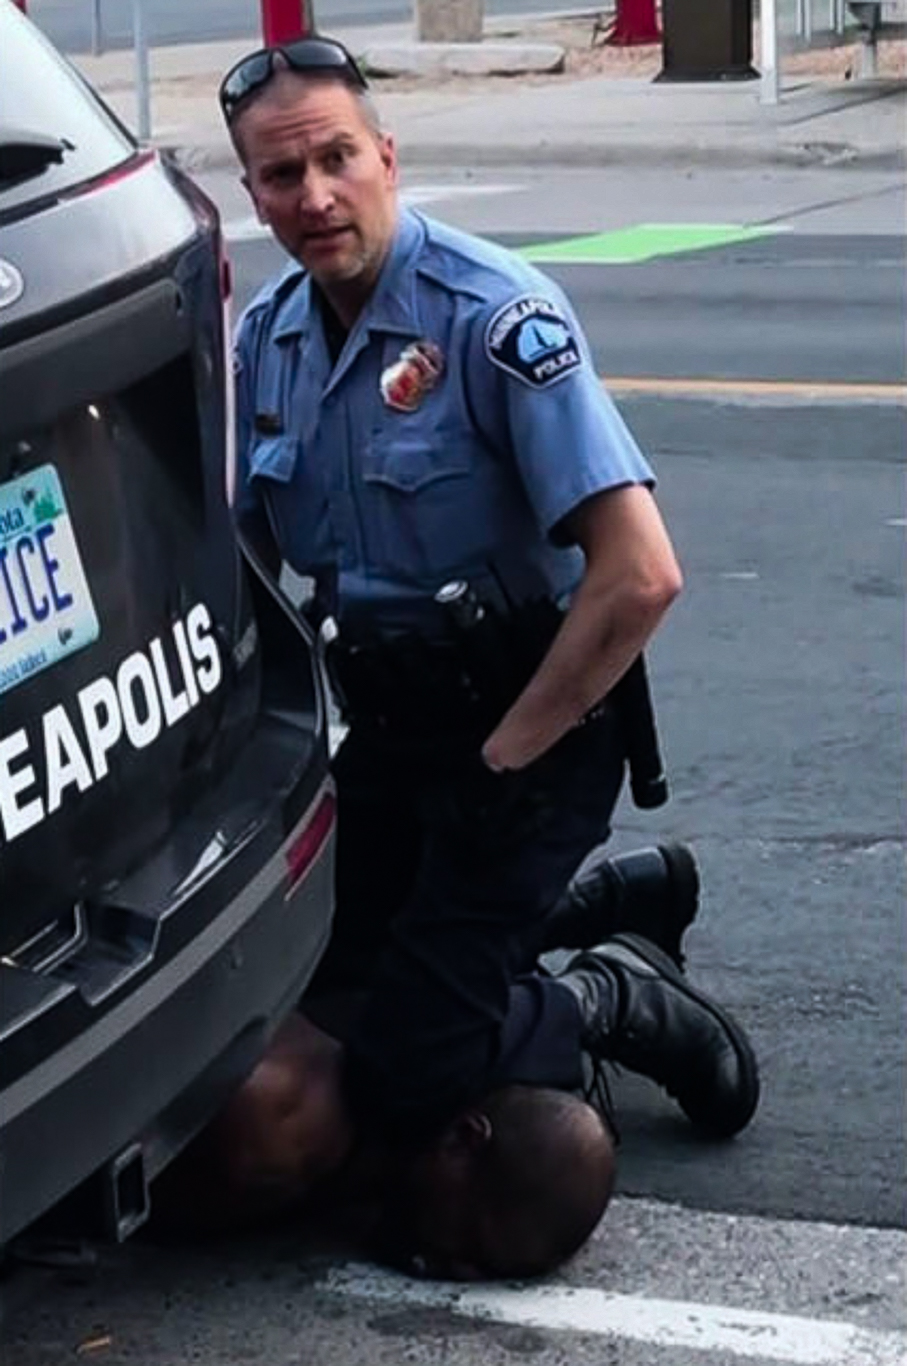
[219,36,368,123]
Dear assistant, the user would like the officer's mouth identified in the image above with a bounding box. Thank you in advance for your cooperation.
[301,226,354,253]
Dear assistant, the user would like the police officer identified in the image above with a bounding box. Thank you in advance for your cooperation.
[221,38,759,1145]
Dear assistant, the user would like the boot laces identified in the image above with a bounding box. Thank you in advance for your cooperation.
[582,1057,621,1146]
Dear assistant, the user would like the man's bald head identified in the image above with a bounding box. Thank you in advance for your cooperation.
[377,1086,617,1280]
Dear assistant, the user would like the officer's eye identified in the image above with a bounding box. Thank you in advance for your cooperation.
[263,163,299,188]
[322,147,349,173]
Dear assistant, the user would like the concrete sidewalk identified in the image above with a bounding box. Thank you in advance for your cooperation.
[69,18,907,172]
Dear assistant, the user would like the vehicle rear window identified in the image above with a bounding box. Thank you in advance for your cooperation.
[0,5,134,214]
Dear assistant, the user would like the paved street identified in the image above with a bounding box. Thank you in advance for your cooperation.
[4,159,904,1364]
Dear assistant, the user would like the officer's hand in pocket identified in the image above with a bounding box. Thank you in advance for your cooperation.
[444,749,553,849]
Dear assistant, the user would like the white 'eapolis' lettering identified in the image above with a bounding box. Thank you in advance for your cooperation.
[0,602,224,847]
[43,704,94,814]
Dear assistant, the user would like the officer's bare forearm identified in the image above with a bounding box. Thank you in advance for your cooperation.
[482,581,673,770]
[482,485,682,771]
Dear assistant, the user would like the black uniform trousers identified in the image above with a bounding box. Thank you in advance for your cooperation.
[309,705,626,1141]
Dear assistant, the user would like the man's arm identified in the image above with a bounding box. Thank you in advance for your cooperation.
[482,483,682,772]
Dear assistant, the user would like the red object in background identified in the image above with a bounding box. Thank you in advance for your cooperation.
[260,0,314,45]
[11,0,27,11]
[607,0,661,44]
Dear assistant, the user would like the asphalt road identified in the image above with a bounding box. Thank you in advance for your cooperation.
[28,0,577,53]
[4,174,905,1364]
[228,231,907,385]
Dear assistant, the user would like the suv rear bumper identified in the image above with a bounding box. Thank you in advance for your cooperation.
[0,769,335,1248]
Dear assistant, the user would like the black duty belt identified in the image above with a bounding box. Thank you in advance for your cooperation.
[324,591,668,808]
[326,633,492,737]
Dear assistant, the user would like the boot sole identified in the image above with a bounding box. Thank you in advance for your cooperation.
[656,842,700,967]
[608,931,760,1138]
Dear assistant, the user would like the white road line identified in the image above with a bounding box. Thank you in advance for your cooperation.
[323,1266,907,1366]
[223,182,521,242]
[223,215,270,243]
[886,517,907,527]
[399,181,521,207]
[720,571,760,579]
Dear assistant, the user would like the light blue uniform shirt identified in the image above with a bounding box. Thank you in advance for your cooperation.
[234,208,654,638]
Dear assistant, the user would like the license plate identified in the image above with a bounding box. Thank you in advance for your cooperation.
[0,465,99,696]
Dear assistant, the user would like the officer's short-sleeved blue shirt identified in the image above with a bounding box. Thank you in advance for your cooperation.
[234,207,654,637]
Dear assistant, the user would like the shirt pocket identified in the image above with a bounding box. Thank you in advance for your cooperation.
[249,434,300,485]
[362,431,486,579]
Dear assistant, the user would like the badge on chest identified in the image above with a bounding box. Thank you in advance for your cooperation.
[380,340,444,413]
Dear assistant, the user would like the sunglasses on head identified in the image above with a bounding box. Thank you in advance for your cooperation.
[219,36,368,123]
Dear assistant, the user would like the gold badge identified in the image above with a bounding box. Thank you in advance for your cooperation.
[380,340,444,413]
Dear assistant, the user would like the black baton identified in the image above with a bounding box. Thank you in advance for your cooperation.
[610,654,669,809]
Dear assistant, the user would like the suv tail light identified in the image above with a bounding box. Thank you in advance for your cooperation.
[285,784,336,900]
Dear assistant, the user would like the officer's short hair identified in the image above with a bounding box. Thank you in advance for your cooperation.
[229,67,384,160]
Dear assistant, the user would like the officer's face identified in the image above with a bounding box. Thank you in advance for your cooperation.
[237,74,398,315]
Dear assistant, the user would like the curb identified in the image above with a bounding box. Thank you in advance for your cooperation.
[389,140,907,170]
[169,137,907,174]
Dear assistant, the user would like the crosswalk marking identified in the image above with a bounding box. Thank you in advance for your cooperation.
[323,1265,907,1365]
[400,181,521,207]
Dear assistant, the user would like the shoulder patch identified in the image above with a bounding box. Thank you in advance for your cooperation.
[485,295,582,389]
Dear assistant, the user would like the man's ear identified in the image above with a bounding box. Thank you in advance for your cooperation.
[441,1109,492,1157]
[380,132,398,188]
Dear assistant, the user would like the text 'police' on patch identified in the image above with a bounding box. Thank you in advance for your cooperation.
[485,296,581,389]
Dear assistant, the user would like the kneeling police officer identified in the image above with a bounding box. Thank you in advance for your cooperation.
[222,36,759,1147]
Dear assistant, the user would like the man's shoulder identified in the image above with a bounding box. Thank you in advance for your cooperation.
[414,212,557,313]
[234,259,308,345]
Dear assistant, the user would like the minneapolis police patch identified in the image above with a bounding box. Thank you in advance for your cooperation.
[485,296,582,389]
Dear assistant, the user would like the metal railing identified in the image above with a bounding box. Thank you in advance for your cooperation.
[760,0,906,101]
[77,0,152,139]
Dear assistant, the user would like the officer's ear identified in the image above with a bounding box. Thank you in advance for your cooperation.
[378,132,398,188]
[440,1109,493,1159]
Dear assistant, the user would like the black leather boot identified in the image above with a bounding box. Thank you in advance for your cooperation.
[542,843,700,968]
[557,933,760,1138]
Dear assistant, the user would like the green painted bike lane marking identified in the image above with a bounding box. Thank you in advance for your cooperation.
[519,223,786,265]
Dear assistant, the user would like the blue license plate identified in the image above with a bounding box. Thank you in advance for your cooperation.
[0,465,99,696]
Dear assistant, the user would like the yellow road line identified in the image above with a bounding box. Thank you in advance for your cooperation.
[602,376,907,404]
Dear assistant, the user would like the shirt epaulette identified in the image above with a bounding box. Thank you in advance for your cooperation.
[414,213,552,309]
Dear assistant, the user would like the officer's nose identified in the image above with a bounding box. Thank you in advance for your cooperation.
[299,168,335,217]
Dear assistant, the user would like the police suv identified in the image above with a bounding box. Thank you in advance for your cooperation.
[0,3,335,1252]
